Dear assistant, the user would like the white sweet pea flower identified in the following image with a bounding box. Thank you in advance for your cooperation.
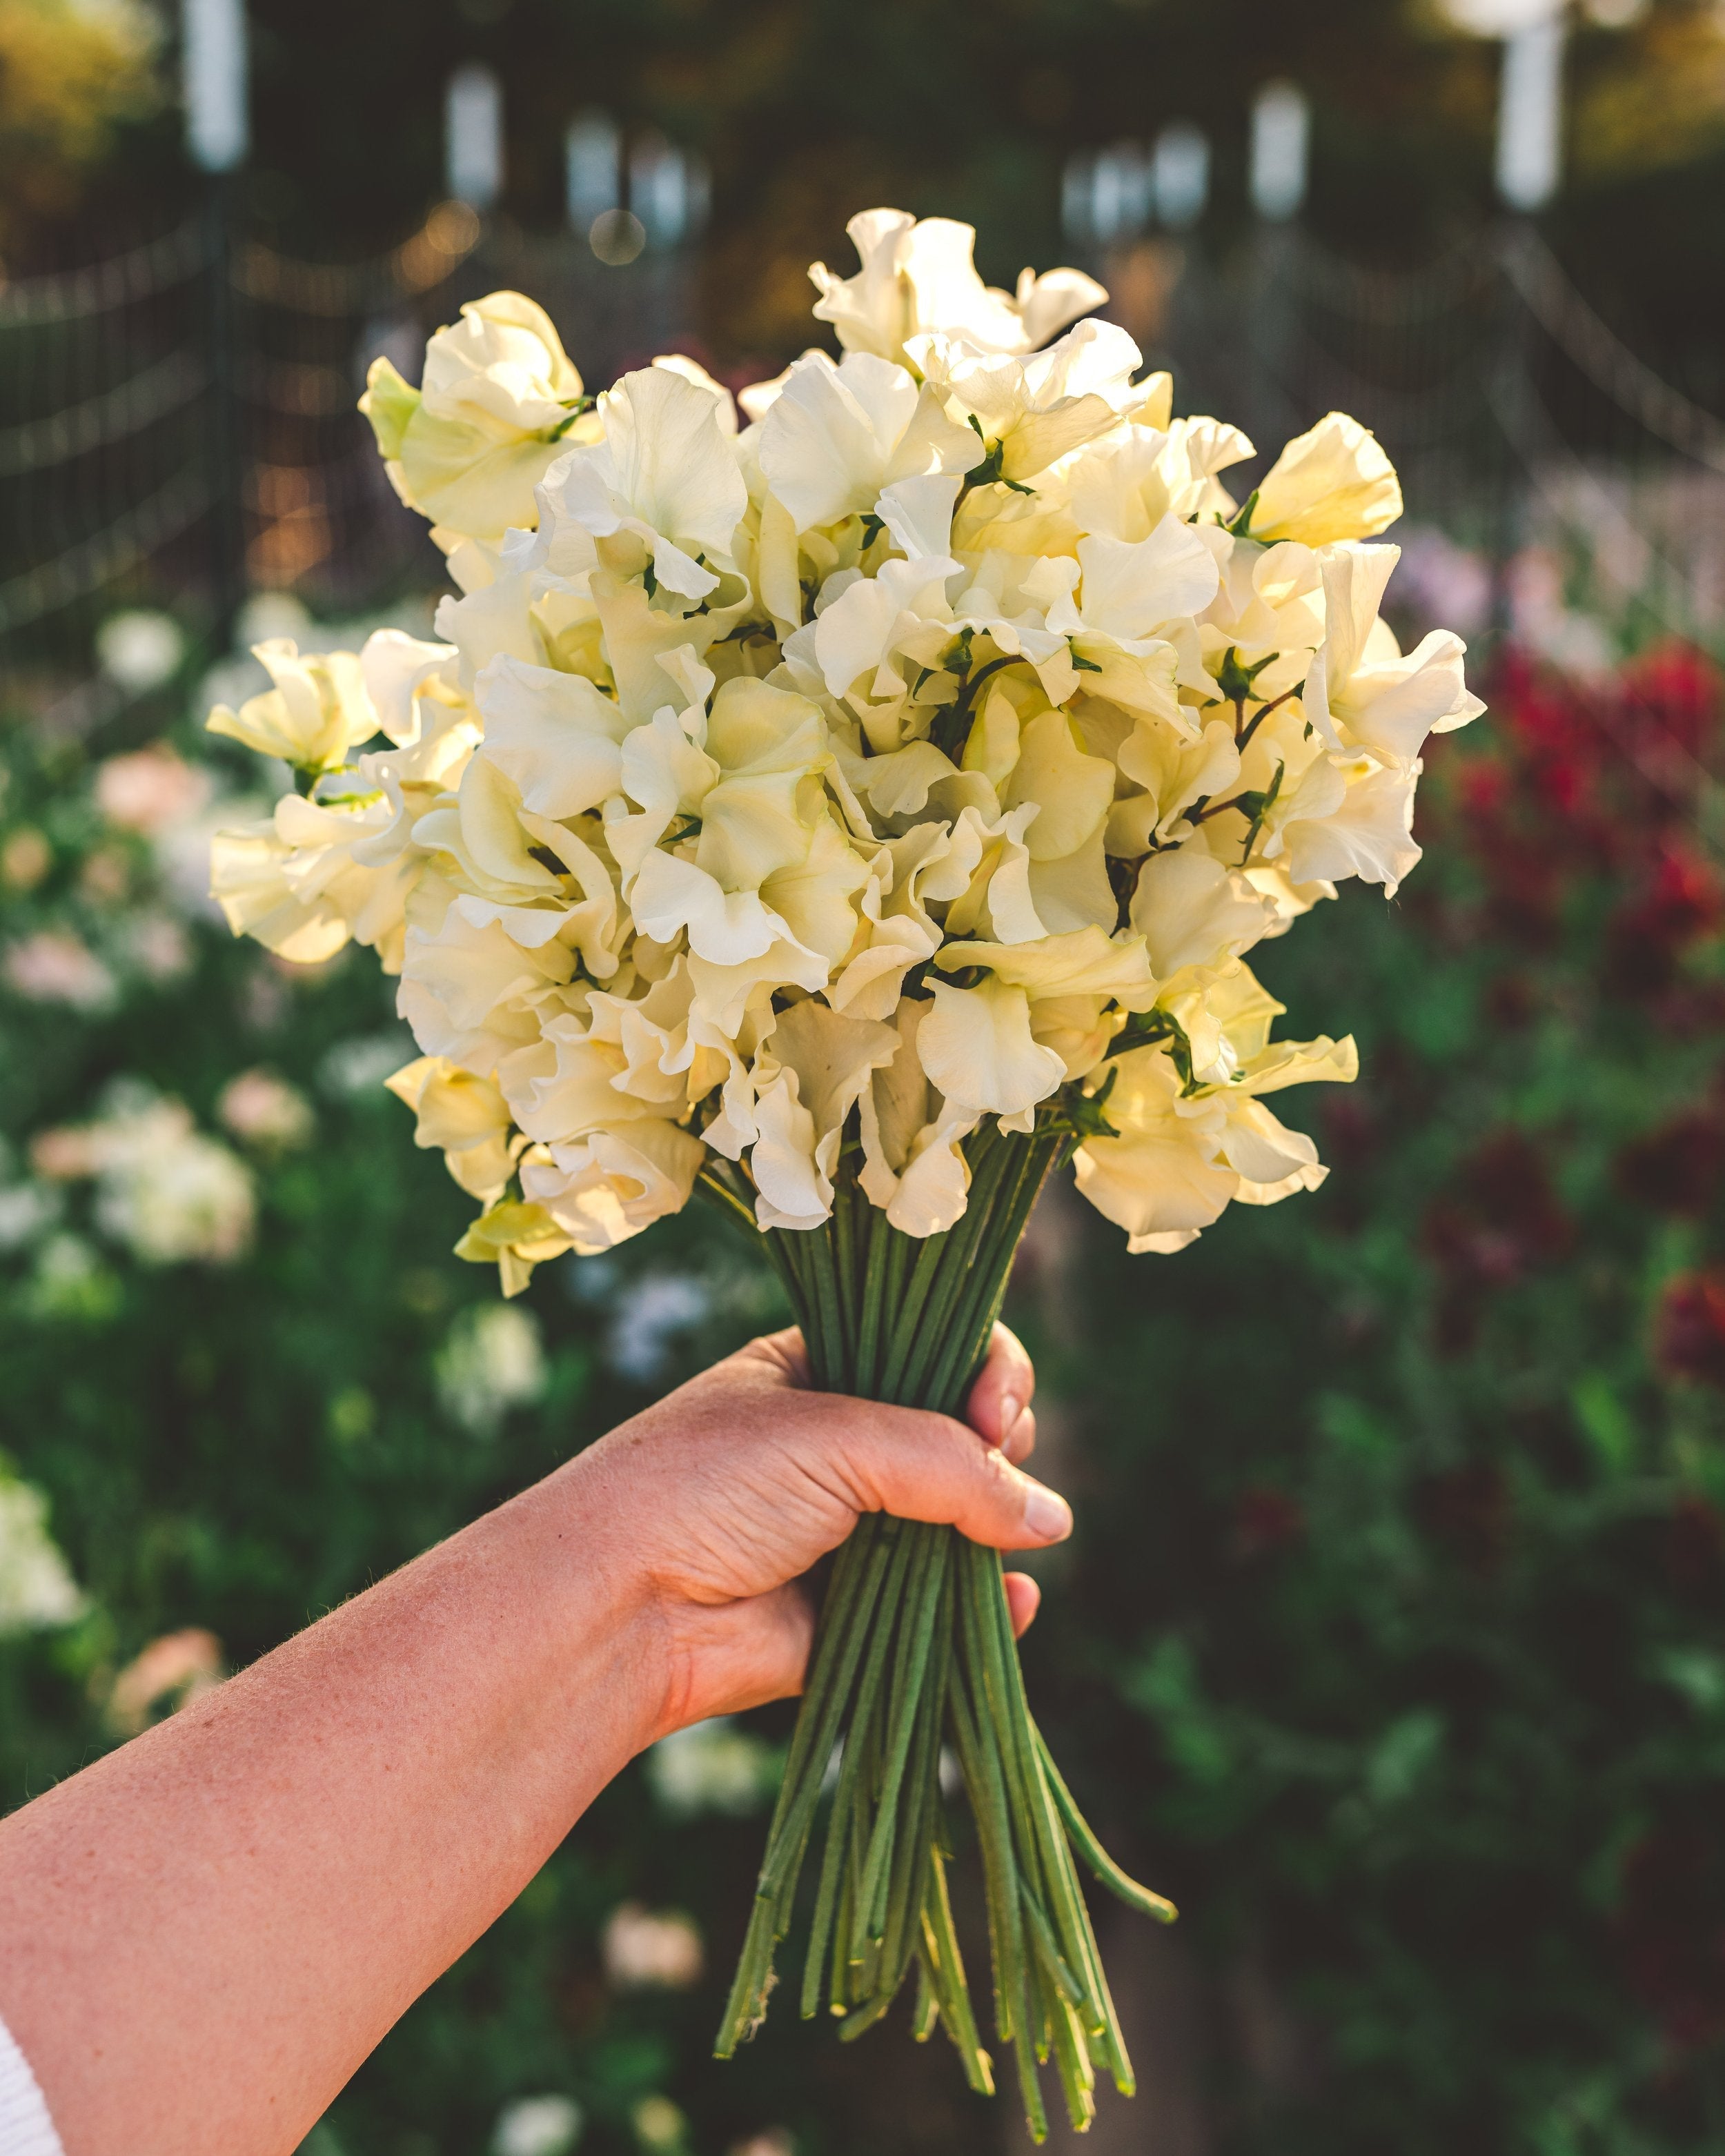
[1248,411,1403,548]
[758,351,975,533]
[206,641,379,773]
[809,209,1105,368]
[1066,417,1254,548]
[620,677,856,973]
[1277,755,1424,895]
[1199,535,1325,702]
[359,630,461,746]
[812,554,960,735]
[546,366,748,600]
[360,292,589,542]
[651,353,739,433]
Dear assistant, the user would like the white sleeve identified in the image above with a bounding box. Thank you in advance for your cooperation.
[0,2017,61,2156]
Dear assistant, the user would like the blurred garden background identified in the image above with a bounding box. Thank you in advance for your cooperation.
[13,1,1725,2152]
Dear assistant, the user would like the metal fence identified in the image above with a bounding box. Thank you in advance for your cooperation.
[5,199,1725,775]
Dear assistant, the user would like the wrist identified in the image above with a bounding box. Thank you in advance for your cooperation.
[503,1443,676,1763]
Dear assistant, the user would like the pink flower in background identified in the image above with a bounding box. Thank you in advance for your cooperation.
[3,931,116,1009]
[107,1629,224,1736]
[217,1068,314,1149]
[95,744,212,835]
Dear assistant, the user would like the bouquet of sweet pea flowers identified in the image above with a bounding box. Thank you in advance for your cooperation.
[208,207,1481,2135]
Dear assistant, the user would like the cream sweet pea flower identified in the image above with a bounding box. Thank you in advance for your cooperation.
[360,293,588,542]
[452,1198,573,1297]
[809,210,1105,369]
[1037,523,1219,726]
[757,351,975,534]
[1303,543,1484,768]
[856,997,979,1236]
[908,317,1143,484]
[397,877,580,1076]
[918,974,1067,1121]
[1248,411,1403,548]
[620,676,858,973]
[1065,415,1255,544]
[747,998,902,1230]
[1072,995,1356,1252]
[544,366,748,601]
[206,641,379,773]
[385,1056,522,1201]
[520,1118,705,1255]
[210,791,415,969]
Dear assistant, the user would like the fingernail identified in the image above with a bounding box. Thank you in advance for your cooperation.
[1021,1481,1072,1543]
[998,1392,1021,1445]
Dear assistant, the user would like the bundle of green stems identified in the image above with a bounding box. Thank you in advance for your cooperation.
[701,1117,1177,2139]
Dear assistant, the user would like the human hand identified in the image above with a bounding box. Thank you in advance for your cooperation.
[569,1324,1066,1742]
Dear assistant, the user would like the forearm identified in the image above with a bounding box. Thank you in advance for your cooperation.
[0,1451,660,2156]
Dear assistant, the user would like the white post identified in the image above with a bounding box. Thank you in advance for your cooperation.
[446,63,503,212]
[1153,122,1210,232]
[1497,12,1565,211]
[183,0,248,172]
[566,109,620,230]
[1250,82,1310,222]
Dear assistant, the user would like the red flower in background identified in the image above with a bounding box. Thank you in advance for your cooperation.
[1615,1106,1725,1217]
[1423,1130,1573,1352]
[1615,1817,1725,2051]
[1607,848,1724,996]
[1655,1271,1725,1387]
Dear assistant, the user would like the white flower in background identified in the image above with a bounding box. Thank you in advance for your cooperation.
[0,1467,86,1636]
[435,1300,547,1436]
[95,609,186,693]
[3,931,117,1010]
[492,2095,584,2156]
[648,1716,779,1817]
[317,1031,420,1098]
[217,1069,315,1151]
[0,1180,60,1253]
[728,2135,794,2156]
[607,1272,712,1382]
[43,1082,256,1266]
[204,208,1480,1292]
[603,1903,704,1990]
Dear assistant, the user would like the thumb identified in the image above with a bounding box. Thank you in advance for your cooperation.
[833,1400,1073,1552]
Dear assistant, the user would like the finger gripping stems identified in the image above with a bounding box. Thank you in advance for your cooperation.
[711,1128,1175,2138]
